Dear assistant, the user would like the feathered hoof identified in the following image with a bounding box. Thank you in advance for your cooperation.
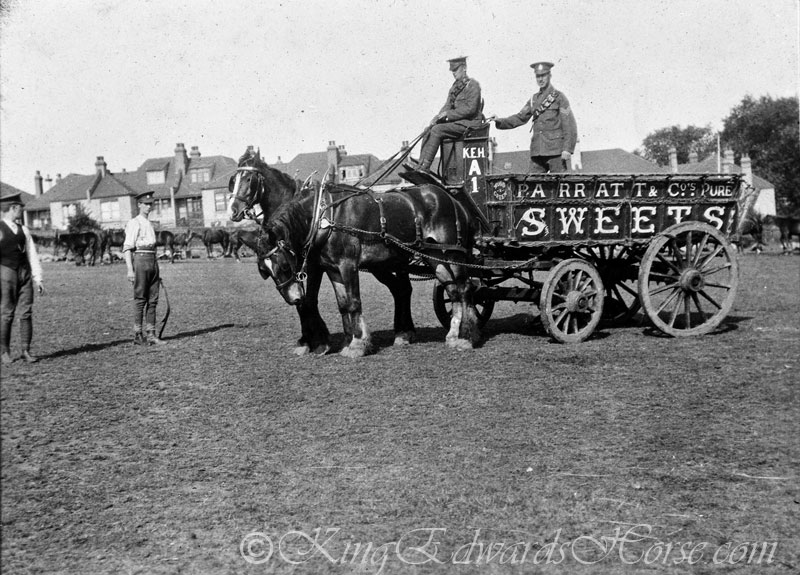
[393,331,415,346]
[294,344,311,356]
[340,339,372,358]
[446,337,474,352]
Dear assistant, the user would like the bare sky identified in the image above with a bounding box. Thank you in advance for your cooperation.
[1,0,797,192]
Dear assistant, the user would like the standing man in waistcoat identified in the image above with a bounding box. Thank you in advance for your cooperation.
[487,61,577,173]
[413,56,485,174]
[123,191,166,346]
[0,192,44,365]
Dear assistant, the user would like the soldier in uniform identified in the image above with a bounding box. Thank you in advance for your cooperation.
[0,192,44,364]
[487,61,578,173]
[413,56,485,173]
[123,191,166,346]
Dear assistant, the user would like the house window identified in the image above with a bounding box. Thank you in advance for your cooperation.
[341,165,364,183]
[177,198,203,221]
[214,191,228,212]
[190,169,211,183]
[147,170,166,185]
[100,200,120,222]
[153,199,171,216]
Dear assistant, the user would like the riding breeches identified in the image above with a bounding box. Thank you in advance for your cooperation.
[0,264,34,352]
[132,253,160,332]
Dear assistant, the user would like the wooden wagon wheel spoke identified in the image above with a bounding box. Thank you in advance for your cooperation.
[639,222,738,337]
[432,280,494,330]
[615,280,638,298]
[692,233,710,266]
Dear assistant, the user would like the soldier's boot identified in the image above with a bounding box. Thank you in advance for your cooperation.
[20,350,38,363]
[146,330,167,346]
[133,326,146,346]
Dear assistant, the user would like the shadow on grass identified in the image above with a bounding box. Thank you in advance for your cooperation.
[40,323,236,359]
[640,314,751,339]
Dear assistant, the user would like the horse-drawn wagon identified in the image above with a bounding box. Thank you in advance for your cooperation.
[228,124,742,355]
[411,126,741,343]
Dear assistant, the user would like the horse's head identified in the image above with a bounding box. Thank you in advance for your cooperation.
[228,147,267,222]
[257,224,305,306]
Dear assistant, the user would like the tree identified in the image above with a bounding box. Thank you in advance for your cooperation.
[67,204,100,232]
[721,95,800,216]
[635,125,716,166]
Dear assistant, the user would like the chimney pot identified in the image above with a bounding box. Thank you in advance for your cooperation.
[174,143,189,175]
[95,156,108,177]
[34,171,44,196]
[668,146,678,173]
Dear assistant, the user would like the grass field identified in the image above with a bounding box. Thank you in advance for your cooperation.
[1,253,798,574]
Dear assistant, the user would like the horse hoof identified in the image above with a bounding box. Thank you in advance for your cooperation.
[393,331,415,346]
[340,340,371,358]
[311,343,330,355]
[293,345,310,356]
[446,338,474,351]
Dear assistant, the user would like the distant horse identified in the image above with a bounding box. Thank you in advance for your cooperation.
[775,215,800,254]
[228,148,418,355]
[156,230,177,263]
[257,183,481,357]
[733,212,765,254]
[198,228,230,258]
[54,230,103,266]
[173,230,203,259]
[227,229,261,261]
[101,228,126,262]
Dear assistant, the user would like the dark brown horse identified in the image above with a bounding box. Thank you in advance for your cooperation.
[173,230,203,258]
[258,183,481,357]
[54,230,103,266]
[227,229,261,261]
[198,228,230,258]
[774,215,800,254]
[229,149,427,355]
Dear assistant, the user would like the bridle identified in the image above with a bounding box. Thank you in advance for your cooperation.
[230,165,265,222]
[262,237,306,290]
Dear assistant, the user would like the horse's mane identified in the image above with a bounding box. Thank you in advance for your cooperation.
[267,200,312,255]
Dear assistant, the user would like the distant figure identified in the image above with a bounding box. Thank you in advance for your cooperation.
[414,56,485,174]
[487,61,577,173]
[0,192,44,364]
[123,191,166,346]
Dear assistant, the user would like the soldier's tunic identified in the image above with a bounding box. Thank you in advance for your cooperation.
[419,76,485,167]
[494,84,577,173]
[123,214,160,332]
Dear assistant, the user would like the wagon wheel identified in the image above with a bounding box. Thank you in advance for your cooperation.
[575,245,642,325]
[638,222,738,337]
[432,279,495,329]
[540,258,604,343]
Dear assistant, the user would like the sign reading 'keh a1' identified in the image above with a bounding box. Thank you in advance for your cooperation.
[484,175,740,243]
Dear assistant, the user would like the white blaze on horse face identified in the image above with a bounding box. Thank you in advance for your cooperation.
[263,258,274,276]
[227,173,243,219]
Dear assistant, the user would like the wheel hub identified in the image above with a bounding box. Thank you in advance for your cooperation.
[679,268,705,292]
[565,291,589,313]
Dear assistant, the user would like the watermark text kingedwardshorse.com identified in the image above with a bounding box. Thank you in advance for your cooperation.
[240,524,778,572]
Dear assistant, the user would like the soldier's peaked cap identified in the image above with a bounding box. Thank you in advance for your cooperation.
[447,56,467,71]
[531,61,554,74]
[135,191,156,204]
[0,191,24,207]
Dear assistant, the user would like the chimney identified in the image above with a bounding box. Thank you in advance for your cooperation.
[95,156,107,177]
[668,146,678,173]
[34,171,44,196]
[56,173,62,183]
[401,140,409,151]
[741,154,753,186]
[174,143,188,175]
[190,146,201,160]
[338,144,347,156]
[688,149,698,164]
[45,174,53,189]
[722,148,734,174]
[327,140,340,180]
[277,156,282,163]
